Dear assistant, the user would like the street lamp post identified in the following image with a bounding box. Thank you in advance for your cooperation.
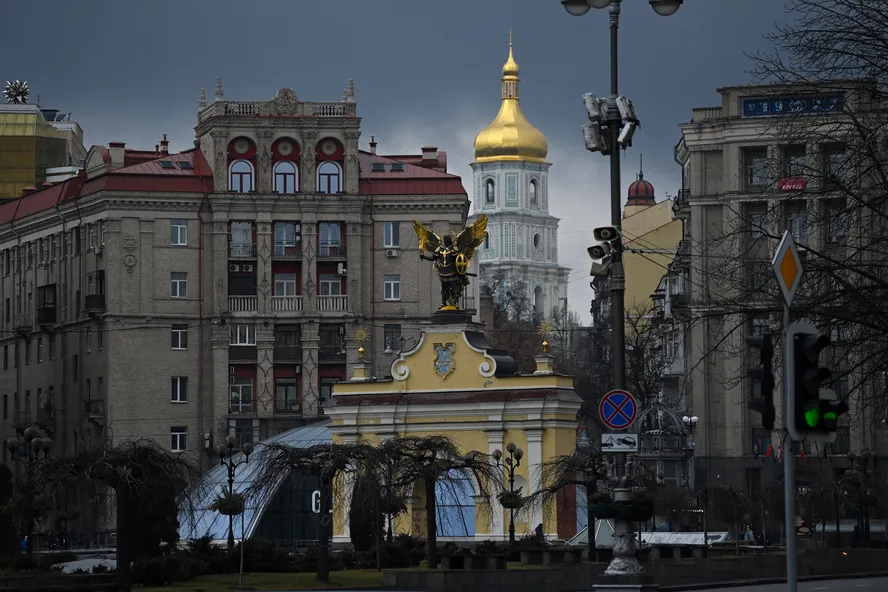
[6,426,52,553]
[216,435,254,551]
[563,0,684,576]
[493,443,524,544]
[681,415,707,552]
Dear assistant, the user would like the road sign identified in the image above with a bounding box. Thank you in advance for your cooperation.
[601,433,639,453]
[599,389,638,431]
[311,490,321,514]
[773,230,804,306]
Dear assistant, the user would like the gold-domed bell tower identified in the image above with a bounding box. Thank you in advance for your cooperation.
[469,32,570,322]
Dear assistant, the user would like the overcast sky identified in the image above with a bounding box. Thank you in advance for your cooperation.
[4,0,790,322]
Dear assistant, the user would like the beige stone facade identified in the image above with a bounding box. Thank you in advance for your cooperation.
[0,82,469,473]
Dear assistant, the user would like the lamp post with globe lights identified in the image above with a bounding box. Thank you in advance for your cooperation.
[493,443,524,545]
[6,427,52,553]
[216,435,254,551]
[561,1,684,575]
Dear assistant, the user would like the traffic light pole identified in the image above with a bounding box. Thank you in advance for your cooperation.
[783,303,798,592]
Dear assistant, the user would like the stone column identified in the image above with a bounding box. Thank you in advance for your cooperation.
[211,324,231,445]
[301,321,320,417]
[210,131,229,191]
[212,212,231,316]
[255,323,275,420]
[256,130,273,193]
[301,130,318,194]
[255,218,272,315]
[485,431,505,541]
[344,131,360,194]
[302,219,318,315]
[525,429,545,534]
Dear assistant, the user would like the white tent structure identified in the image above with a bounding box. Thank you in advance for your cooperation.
[568,522,731,548]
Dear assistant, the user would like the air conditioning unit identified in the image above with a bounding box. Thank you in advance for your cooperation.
[386,249,399,258]
[229,264,240,272]
[242,264,254,272]
[337,263,347,275]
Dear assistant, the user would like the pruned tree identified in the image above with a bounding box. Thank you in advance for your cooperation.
[247,441,375,582]
[378,436,500,569]
[709,485,750,553]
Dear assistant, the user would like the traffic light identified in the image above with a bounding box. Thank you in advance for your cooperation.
[746,332,775,430]
[786,323,849,442]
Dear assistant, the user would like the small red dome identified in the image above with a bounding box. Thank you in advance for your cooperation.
[626,172,655,207]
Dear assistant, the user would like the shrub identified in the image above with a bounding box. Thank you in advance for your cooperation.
[475,539,507,554]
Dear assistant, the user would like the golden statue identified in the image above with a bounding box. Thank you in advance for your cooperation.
[413,215,488,310]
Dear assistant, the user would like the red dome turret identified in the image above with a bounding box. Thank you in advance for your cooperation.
[626,155,655,207]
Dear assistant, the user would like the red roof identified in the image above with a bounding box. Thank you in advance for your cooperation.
[0,143,466,227]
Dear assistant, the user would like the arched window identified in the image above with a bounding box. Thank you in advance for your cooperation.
[317,162,341,194]
[485,179,495,204]
[533,286,544,316]
[529,179,538,204]
[274,161,298,194]
[435,470,476,537]
[229,160,254,193]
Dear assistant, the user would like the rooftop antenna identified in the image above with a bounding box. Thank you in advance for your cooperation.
[638,153,643,180]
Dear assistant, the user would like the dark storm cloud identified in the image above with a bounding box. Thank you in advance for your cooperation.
[2,0,790,320]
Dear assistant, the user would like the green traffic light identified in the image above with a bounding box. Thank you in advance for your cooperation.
[824,411,837,421]
[805,408,821,427]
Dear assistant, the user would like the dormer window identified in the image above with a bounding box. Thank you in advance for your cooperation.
[529,179,538,204]
[485,179,495,204]
[229,160,254,193]
[318,162,342,194]
[274,161,298,194]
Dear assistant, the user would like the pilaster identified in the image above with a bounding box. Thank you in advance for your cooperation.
[210,131,229,190]
[344,131,360,194]
[525,429,544,532]
[345,222,363,314]
[484,430,505,540]
[301,321,320,417]
[212,213,231,316]
[302,219,318,315]
[211,324,231,446]
[256,323,275,419]
[256,130,274,193]
[301,130,318,194]
[256,218,272,315]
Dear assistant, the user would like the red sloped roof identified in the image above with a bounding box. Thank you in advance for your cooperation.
[357,151,466,196]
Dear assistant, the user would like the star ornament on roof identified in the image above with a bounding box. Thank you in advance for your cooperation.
[537,319,554,340]
[3,80,29,104]
[352,325,371,346]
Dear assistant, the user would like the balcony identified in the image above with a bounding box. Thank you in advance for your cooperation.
[274,345,302,363]
[274,399,302,415]
[273,241,302,258]
[318,295,348,312]
[229,242,257,258]
[37,306,56,326]
[229,400,254,414]
[229,345,257,361]
[84,399,105,419]
[319,345,346,362]
[318,242,347,258]
[84,294,106,311]
[272,296,303,312]
[13,313,31,334]
[229,295,258,312]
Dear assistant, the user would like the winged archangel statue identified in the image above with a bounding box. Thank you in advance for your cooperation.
[413,215,488,310]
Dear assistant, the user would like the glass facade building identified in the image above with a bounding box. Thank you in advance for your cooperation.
[0,105,67,199]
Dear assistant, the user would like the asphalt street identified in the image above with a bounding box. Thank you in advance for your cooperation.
[697,576,888,591]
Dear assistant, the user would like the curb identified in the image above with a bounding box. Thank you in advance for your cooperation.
[659,571,888,591]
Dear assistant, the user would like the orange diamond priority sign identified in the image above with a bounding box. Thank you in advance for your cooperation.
[772,230,804,306]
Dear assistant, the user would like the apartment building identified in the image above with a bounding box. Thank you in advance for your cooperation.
[672,80,885,490]
[0,80,469,471]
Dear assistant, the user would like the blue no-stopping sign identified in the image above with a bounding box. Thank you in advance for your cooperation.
[599,390,638,431]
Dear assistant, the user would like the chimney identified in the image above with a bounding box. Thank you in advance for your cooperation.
[108,142,126,169]
[369,136,377,155]
[41,182,53,188]
[21,187,38,197]
[155,144,160,156]
[421,146,438,162]
[160,134,169,155]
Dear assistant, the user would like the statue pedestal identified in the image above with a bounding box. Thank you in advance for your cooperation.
[430,309,472,325]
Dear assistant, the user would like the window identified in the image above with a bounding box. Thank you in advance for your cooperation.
[318,223,342,256]
[171,325,188,350]
[50,235,58,261]
[384,324,402,351]
[171,376,188,403]
[319,378,339,404]
[830,322,851,343]
[485,179,495,204]
[823,145,848,188]
[170,427,187,452]
[826,201,849,242]
[384,275,401,301]
[751,315,770,336]
[229,160,254,193]
[751,428,771,455]
[230,418,258,448]
[748,261,771,289]
[529,179,538,204]
[230,377,253,413]
[40,238,49,264]
[317,162,341,194]
[483,234,490,250]
[746,203,768,237]
[274,274,298,297]
[170,220,188,245]
[384,222,400,248]
[274,161,298,194]
[274,222,301,256]
[97,330,103,351]
[229,221,253,256]
[782,145,807,177]
[743,147,769,188]
[275,379,300,413]
[26,243,33,268]
[230,324,256,346]
[787,206,808,244]
[86,328,92,353]
[320,275,342,296]
[170,272,187,298]
[532,233,540,248]
[88,224,97,249]
[275,326,301,361]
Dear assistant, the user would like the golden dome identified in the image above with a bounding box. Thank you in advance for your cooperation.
[473,34,548,164]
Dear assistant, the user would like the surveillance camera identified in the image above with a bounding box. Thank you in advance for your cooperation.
[593,226,621,243]
[590,261,611,277]
[618,122,638,150]
[582,123,605,153]
[583,93,604,122]
[587,243,612,260]
[616,96,637,122]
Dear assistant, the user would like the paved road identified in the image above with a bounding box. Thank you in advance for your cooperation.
[699,576,888,591]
